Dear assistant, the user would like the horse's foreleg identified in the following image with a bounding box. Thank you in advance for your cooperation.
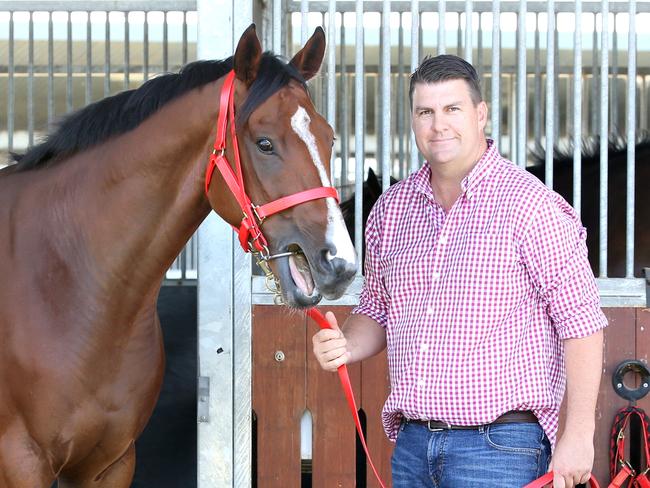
[0,431,55,488]
[58,442,135,488]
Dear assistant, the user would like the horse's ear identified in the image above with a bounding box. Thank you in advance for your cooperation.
[234,23,262,87]
[367,167,382,197]
[289,27,326,81]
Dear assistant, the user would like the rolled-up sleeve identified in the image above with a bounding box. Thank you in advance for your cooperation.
[352,204,390,327]
[520,192,608,339]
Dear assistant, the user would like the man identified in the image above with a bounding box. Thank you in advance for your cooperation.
[312,55,606,488]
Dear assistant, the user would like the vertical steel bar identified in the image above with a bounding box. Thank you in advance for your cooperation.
[491,0,501,148]
[301,0,309,44]
[28,11,34,147]
[554,15,560,140]
[573,0,583,216]
[457,13,462,57]
[534,13,542,145]
[48,12,54,126]
[545,0,555,188]
[592,14,598,133]
[517,0,527,168]
[104,12,110,96]
[182,11,188,65]
[144,12,149,81]
[410,0,420,173]
[8,11,14,153]
[67,12,73,113]
[163,11,168,73]
[464,0,473,63]
[438,0,445,54]
[124,12,130,89]
[599,0,609,277]
[327,0,336,183]
[397,13,405,179]
[354,0,365,274]
[340,16,349,189]
[477,13,483,81]
[381,0,391,190]
[625,0,636,278]
[86,11,92,105]
[273,0,282,54]
[611,13,618,132]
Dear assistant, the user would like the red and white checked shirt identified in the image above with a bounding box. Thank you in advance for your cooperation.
[352,139,608,447]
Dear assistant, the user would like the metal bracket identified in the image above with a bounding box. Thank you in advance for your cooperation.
[644,268,650,307]
[612,360,650,402]
[198,376,210,423]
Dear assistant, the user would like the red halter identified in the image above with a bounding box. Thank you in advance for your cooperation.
[204,70,339,258]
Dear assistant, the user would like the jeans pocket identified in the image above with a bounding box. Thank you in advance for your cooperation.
[484,423,544,457]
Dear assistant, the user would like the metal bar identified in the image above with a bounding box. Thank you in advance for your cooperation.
[124,12,130,89]
[354,0,364,274]
[477,12,483,80]
[381,0,391,190]
[611,13,618,131]
[516,0,527,168]
[464,0,472,63]
[48,12,54,125]
[8,11,14,152]
[163,11,168,72]
[534,13,542,145]
[28,11,34,147]
[67,12,73,113]
[626,0,636,278]
[340,17,349,188]
[144,12,149,80]
[182,11,188,65]
[554,14,560,141]
[280,1,650,14]
[456,12,462,56]
[545,0,555,188]
[397,13,405,179]
[411,0,420,173]
[491,0,501,147]
[438,0,445,54]
[86,11,92,105]
[104,13,110,96]
[327,0,336,182]
[591,14,598,133]
[0,1,197,11]
[599,0,609,277]
[573,0,583,216]
[301,0,309,44]
[273,0,282,53]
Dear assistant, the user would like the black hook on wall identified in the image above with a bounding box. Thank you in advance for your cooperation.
[612,359,650,402]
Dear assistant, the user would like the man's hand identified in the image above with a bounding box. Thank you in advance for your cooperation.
[548,429,595,488]
[311,311,351,372]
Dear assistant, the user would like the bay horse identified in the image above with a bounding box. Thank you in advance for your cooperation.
[0,24,356,488]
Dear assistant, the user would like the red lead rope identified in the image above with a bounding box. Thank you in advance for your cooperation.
[306,308,387,488]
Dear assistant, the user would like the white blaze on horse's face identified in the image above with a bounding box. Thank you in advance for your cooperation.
[290,106,356,265]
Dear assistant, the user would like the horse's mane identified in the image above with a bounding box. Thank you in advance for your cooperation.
[11,53,306,172]
[529,131,650,167]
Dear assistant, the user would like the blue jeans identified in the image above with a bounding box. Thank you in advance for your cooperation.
[391,420,551,487]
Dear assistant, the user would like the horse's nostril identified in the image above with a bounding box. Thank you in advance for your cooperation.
[320,248,357,277]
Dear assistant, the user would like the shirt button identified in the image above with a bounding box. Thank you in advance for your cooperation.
[432,272,441,281]
[420,343,429,352]
[426,307,434,315]
[438,235,448,245]
[417,379,426,388]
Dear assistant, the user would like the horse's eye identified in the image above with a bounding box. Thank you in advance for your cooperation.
[256,138,274,154]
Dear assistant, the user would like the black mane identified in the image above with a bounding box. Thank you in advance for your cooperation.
[529,131,650,167]
[12,53,306,172]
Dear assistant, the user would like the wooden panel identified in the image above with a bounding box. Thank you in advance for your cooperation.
[361,343,393,488]
[637,308,650,412]
[306,306,361,488]
[253,305,306,487]
[592,308,637,484]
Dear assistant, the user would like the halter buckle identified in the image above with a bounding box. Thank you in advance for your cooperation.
[212,148,225,157]
[251,204,265,223]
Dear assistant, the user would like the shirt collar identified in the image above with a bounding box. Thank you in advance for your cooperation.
[411,138,501,198]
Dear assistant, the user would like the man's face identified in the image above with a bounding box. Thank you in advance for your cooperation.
[411,79,487,170]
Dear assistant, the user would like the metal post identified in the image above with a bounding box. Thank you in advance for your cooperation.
[626,1,637,278]
[491,0,501,147]
[573,0,583,215]
[599,0,609,277]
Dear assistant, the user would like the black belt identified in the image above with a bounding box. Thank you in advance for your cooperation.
[406,410,538,432]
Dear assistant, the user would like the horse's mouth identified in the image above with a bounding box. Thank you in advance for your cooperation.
[275,244,321,308]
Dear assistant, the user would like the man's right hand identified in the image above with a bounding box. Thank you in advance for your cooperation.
[311,311,351,372]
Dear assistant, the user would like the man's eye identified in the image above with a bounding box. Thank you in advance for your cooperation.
[256,138,274,154]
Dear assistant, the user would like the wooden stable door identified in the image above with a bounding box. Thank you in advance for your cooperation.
[253,306,650,487]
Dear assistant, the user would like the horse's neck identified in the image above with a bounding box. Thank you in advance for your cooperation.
[59,82,221,301]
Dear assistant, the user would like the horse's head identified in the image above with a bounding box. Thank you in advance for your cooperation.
[206,25,357,308]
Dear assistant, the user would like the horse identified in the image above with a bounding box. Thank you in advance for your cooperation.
[529,136,650,278]
[343,137,649,278]
[0,24,356,488]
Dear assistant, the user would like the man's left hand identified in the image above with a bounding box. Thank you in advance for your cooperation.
[548,429,595,488]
